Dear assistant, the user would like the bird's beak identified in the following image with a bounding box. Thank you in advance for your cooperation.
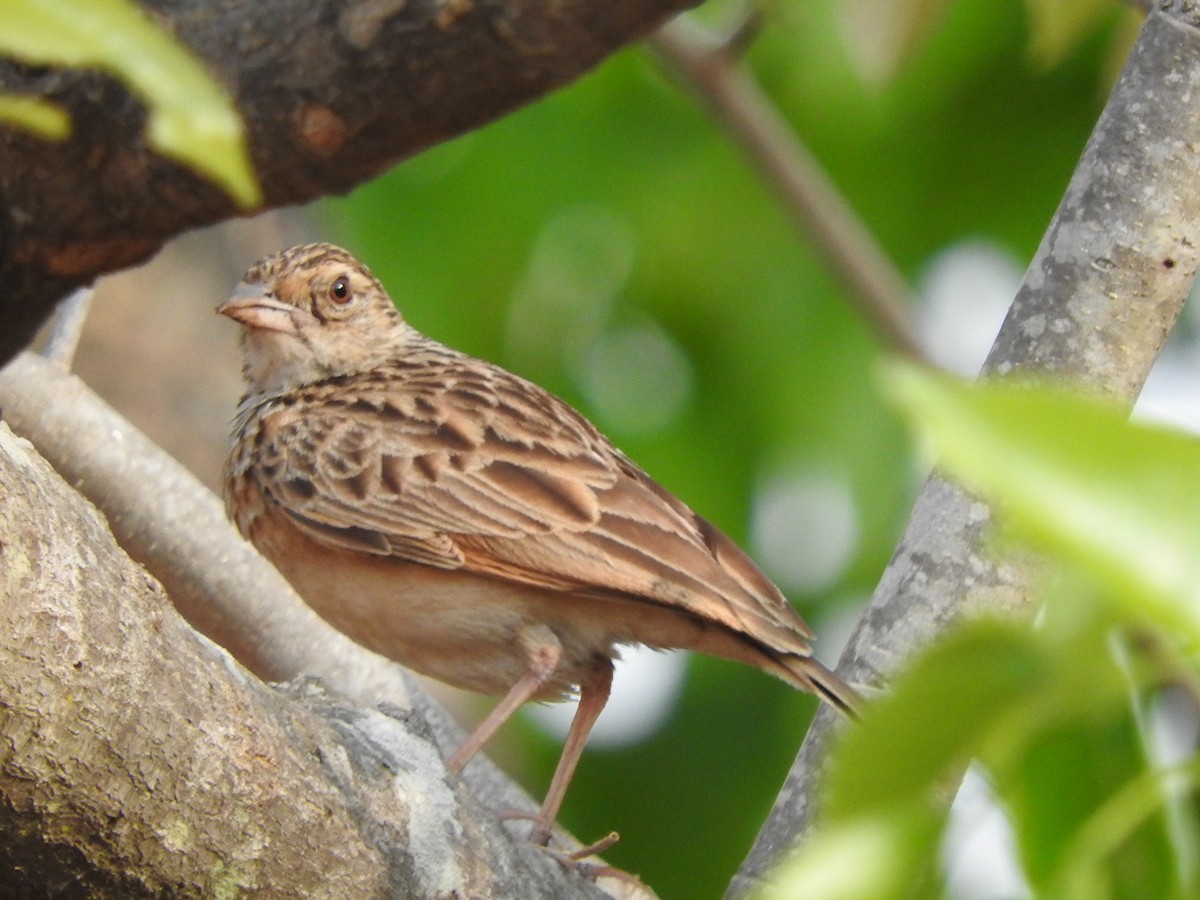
[217,283,318,334]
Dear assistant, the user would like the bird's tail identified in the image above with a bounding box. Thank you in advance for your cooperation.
[783,654,862,720]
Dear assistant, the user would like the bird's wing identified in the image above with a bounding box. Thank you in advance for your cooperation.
[251,360,812,648]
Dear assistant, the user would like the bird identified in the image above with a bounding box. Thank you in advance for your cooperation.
[219,242,858,844]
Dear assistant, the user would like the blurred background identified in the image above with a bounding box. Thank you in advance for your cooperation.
[60,0,1200,895]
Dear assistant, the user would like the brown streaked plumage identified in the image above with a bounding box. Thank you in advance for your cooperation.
[220,242,857,842]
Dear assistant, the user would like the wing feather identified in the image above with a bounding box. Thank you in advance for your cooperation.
[249,355,813,650]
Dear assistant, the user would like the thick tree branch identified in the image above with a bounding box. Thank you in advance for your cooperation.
[0,0,699,363]
[0,422,648,898]
[0,359,652,898]
[731,3,1200,895]
[0,349,416,698]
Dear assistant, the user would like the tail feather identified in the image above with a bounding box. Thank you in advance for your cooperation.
[782,654,862,719]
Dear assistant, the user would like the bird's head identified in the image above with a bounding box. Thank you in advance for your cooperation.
[219,243,407,394]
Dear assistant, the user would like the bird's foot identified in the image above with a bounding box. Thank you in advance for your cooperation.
[546,832,642,888]
[499,808,558,846]
[500,812,643,888]
[500,810,621,857]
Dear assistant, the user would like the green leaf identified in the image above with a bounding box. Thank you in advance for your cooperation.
[0,93,69,138]
[1003,713,1179,899]
[778,599,1177,897]
[882,363,1200,641]
[767,622,1045,898]
[0,0,260,207]
[769,620,1057,898]
[826,620,1047,820]
[761,808,940,900]
[878,365,1196,895]
[1048,756,1200,900]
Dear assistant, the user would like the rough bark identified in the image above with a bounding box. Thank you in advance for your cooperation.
[0,349,414,698]
[730,3,1200,894]
[0,0,699,363]
[0,348,531,817]
[0,418,653,898]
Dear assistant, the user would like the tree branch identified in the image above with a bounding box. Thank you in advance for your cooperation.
[0,357,652,898]
[649,16,924,362]
[0,421,647,898]
[0,0,700,363]
[37,287,93,369]
[0,349,414,698]
[731,3,1200,894]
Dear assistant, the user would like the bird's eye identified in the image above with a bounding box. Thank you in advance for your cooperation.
[329,277,352,304]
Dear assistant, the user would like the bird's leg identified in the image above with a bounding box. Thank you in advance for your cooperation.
[446,625,562,774]
[527,659,614,846]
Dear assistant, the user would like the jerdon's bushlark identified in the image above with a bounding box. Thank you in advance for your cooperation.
[220,243,857,842]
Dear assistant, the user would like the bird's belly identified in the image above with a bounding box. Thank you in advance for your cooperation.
[251,518,613,699]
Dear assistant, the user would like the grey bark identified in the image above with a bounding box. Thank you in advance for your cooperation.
[0,0,700,363]
[730,4,1200,894]
[0,348,566,823]
[0,349,419,699]
[0,415,654,898]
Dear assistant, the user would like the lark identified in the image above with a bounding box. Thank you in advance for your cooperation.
[220,243,856,842]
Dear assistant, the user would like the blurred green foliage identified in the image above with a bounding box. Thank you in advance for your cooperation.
[319,0,1127,895]
[321,0,1130,894]
[771,367,1200,899]
[3,0,1162,893]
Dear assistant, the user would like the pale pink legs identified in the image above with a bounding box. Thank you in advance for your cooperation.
[444,626,615,845]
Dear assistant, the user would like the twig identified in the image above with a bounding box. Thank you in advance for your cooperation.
[717,6,764,58]
[38,286,93,370]
[649,16,926,363]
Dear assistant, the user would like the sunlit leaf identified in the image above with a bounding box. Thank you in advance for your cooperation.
[883,363,1200,641]
[0,0,260,207]
[773,622,1046,898]
[782,587,1178,896]
[761,809,939,900]
[776,620,1063,898]
[0,93,69,138]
